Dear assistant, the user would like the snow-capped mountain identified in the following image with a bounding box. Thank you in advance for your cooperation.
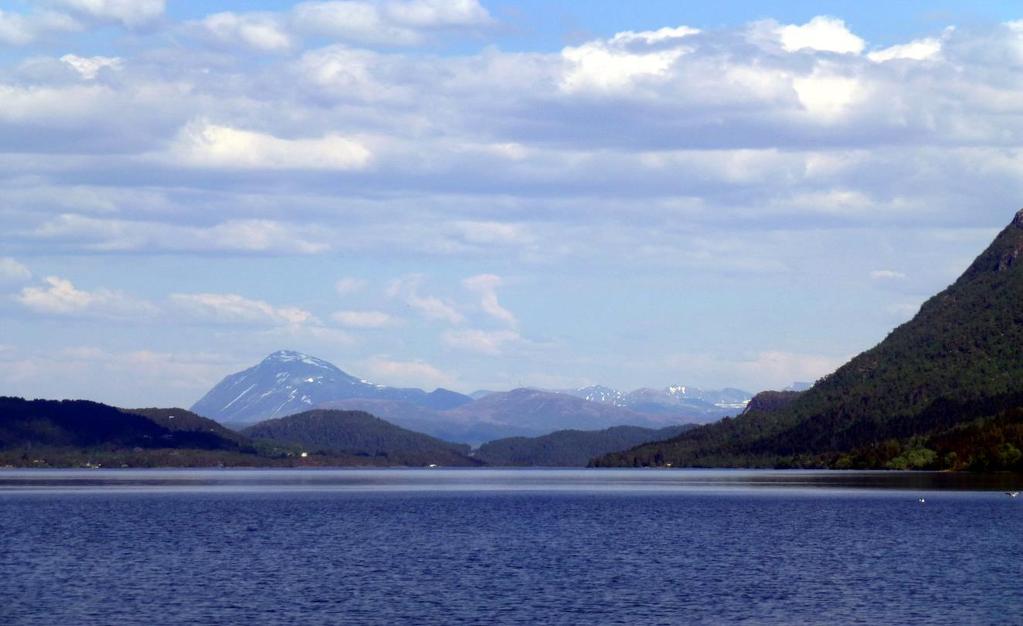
[573,385,627,406]
[562,384,752,420]
[191,350,472,425]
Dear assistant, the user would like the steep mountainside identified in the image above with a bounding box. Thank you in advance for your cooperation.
[241,409,480,466]
[476,424,694,467]
[595,210,1023,471]
[191,350,472,424]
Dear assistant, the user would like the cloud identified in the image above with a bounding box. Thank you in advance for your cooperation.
[198,12,293,52]
[335,277,368,295]
[52,0,165,28]
[167,121,372,171]
[792,70,864,119]
[868,38,943,63]
[442,328,520,355]
[776,16,864,54]
[451,221,533,246]
[0,346,241,407]
[463,273,517,327]
[0,257,32,284]
[407,293,464,324]
[383,0,492,28]
[331,309,398,328]
[0,9,80,45]
[292,2,422,45]
[560,26,698,93]
[663,350,849,393]
[170,292,313,325]
[16,276,157,318]
[31,214,330,255]
[60,54,123,79]
[291,0,492,45]
[388,276,464,324]
[361,355,455,388]
[870,270,907,280]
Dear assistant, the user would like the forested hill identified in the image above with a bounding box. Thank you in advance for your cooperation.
[241,409,481,467]
[476,424,693,467]
[594,210,1023,471]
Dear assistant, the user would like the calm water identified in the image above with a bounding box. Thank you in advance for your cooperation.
[1,469,1020,625]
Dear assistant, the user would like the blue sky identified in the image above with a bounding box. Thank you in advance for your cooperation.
[1,1,1022,406]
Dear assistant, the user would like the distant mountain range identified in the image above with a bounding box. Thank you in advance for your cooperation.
[191,352,750,443]
[563,385,750,420]
[595,209,1023,472]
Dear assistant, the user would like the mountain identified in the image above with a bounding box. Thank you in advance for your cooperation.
[191,350,472,425]
[241,409,481,466]
[563,385,751,421]
[476,424,695,467]
[443,388,674,435]
[595,210,1023,471]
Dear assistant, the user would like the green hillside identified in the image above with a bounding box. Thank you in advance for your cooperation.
[242,409,481,467]
[477,424,692,466]
[594,210,1023,471]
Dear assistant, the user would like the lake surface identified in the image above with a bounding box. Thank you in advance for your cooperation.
[1,469,1021,625]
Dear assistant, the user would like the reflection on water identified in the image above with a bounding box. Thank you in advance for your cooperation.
[1,468,1020,494]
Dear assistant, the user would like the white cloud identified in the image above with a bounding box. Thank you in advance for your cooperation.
[16,276,157,318]
[0,257,32,284]
[0,9,80,45]
[388,276,465,324]
[331,309,398,328]
[53,0,164,27]
[335,277,368,295]
[463,273,517,327]
[407,293,464,324]
[168,121,372,171]
[868,38,942,63]
[442,328,520,355]
[362,356,455,388]
[383,0,492,28]
[777,16,864,54]
[293,2,421,45]
[792,70,863,119]
[561,27,698,93]
[199,11,292,52]
[60,54,123,79]
[292,0,491,45]
[870,270,907,280]
[170,292,313,325]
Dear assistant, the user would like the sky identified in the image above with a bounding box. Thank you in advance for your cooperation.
[2,1,1023,407]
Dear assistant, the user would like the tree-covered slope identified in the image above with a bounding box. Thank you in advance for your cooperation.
[241,409,481,466]
[595,210,1023,470]
[0,397,247,451]
[476,424,693,466]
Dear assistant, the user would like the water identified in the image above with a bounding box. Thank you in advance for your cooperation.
[1,469,1020,625]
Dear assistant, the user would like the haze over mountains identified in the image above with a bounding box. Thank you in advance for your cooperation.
[596,210,1023,472]
[191,351,751,443]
